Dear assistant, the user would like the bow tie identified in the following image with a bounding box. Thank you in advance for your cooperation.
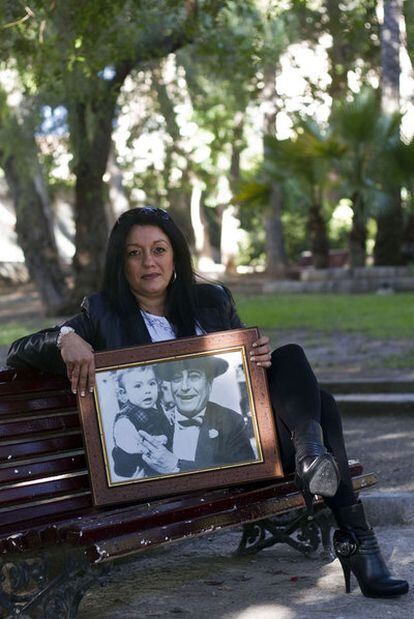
[177,417,203,427]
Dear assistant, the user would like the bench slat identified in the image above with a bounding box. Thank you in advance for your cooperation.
[0,472,90,507]
[0,434,83,461]
[0,412,80,439]
[0,394,76,416]
[64,478,303,545]
[0,454,86,484]
[0,493,93,551]
[0,376,69,396]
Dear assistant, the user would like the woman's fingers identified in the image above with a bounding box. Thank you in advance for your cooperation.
[250,335,272,368]
[60,334,95,396]
[70,364,80,394]
[69,359,95,396]
[86,357,96,393]
[78,361,90,397]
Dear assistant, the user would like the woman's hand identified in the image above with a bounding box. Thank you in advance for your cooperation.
[139,430,179,474]
[59,332,95,396]
[250,335,272,368]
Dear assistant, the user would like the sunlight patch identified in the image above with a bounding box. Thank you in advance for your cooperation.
[226,605,295,619]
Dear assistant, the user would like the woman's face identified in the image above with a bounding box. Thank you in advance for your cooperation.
[124,224,174,305]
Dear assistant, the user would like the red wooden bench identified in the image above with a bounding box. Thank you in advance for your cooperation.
[0,367,377,618]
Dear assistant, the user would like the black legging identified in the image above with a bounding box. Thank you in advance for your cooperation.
[266,343,356,510]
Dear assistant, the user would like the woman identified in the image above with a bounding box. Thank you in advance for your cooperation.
[7,206,408,598]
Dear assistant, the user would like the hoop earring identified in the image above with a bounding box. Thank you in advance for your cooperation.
[171,270,177,284]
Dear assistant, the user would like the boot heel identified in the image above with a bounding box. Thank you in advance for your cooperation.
[338,556,352,593]
[333,515,409,599]
[302,486,314,516]
[295,474,314,516]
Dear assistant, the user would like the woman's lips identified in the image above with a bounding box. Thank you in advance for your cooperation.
[142,273,160,280]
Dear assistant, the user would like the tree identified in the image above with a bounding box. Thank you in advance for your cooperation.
[324,0,379,99]
[375,0,404,265]
[238,120,343,268]
[0,83,68,313]
[404,0,414,66]
[1,1,226,306]
[330,89,390,267]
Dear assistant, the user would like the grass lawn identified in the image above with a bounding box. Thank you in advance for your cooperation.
[0,293,413,347]
[0,319,53,347]
[235,293,414,339]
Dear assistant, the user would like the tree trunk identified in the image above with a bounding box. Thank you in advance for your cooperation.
[56,0,203,307]
[374,190,404,265]
[404,0,414,67]
[380,0,402,115]
[108,150,129,221]
[190,179,214,267]
[220,203,239,274]
[151,62,198,246]
[262,64,288,276]
[402,209,414,262]
[264,184,287,276]
[67,97,115,305]
[325,0,349,99]
[349,192,367,268]
[2,151,68,315]
[308,204,329,269]
[375,0,403,265]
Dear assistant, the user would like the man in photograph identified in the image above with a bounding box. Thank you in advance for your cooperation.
[138,356,256,474]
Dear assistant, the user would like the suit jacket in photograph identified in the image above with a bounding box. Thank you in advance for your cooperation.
[177,401,256,472]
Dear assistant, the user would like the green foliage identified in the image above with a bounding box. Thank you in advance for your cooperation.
[263,122,344,204]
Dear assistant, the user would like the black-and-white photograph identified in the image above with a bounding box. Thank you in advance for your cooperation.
[95,350,261,485]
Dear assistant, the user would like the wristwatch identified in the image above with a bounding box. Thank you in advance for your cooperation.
[56,326,75,349]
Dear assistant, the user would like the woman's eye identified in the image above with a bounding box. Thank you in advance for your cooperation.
[153,246,166,255]
[127,249,141,257]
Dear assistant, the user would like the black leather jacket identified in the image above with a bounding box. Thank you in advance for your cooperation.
[7,284,244,375]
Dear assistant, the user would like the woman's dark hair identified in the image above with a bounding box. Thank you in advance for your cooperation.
[102,207,197,337]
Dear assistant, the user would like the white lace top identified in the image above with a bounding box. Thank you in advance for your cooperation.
[140,310,205,342]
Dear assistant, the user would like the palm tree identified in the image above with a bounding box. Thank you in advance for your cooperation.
[392,138,414,262]
[329,89,400,267]
[264,121,344,269]
[237,120,342,269]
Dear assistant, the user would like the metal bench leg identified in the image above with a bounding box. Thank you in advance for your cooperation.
[0,549,108,618]
[237,506,335,559]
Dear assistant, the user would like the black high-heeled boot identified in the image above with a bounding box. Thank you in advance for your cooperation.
[333,501,409,597]
[292,419,340,512]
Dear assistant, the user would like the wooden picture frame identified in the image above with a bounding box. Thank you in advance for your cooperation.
[77,328,284,506]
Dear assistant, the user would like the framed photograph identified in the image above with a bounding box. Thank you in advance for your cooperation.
[78,328,284,506]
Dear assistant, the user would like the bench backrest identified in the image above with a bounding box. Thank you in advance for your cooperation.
[0,368,92,532]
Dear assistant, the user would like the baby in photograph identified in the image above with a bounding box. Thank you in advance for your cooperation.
[112,366,173,478]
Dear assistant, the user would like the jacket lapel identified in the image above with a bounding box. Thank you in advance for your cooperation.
[194,404,219,466]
